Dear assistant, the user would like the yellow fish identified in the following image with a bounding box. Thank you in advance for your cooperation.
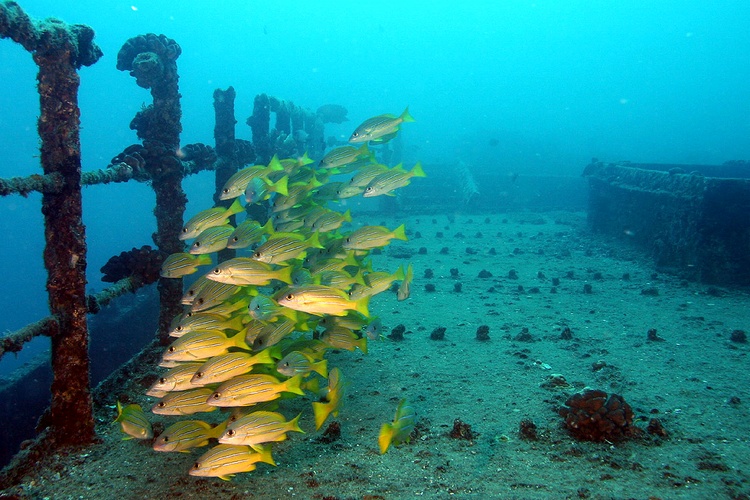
[153,419,227,453]
[226,219,274,250]
[180,198,244,240]
[188,225,234,254]
[152,388,217,416]
[312,367,348,430]
[162,330,250,363]
[276,351,328,378]
[190,281,242,312]
[160,253,212,278]
[379,399,416,454]
[169,312,244,338]
[320,326,368,354]
[363,162,426,198]
[190,350,277,386]
[397,263,413,301]
[219,158,284,200]
[207,257,293,286]
[319,144,371,169]
[147,362,204,396]
[207,374,304,407]
[114,402,153,440]
[349,107,414,144]
[275,285,370,317]
[342,224,407,251]
[251,232,323,264]
[218,411,304,447]
[189,444,275,480]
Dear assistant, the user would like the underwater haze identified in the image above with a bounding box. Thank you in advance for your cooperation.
[2,1,750,496]
[0,0,748,382]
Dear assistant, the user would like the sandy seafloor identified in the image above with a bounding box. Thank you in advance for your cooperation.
[2,210,749,500]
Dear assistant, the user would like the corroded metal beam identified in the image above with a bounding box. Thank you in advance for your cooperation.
[0,0,102,448]
[116,33,185,345]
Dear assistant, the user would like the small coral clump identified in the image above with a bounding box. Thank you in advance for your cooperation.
[561,389,634,442]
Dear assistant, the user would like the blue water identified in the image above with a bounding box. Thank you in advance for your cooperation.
[0,0,748,374]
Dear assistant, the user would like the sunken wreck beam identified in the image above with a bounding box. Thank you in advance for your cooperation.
[247,93,325,164]
[583,160,750,284]
[0,1,102,447]
[0,276,139,360]
[117,34,185,344]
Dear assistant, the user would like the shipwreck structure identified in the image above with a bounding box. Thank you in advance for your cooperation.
[583,160,750,284]
[0,1,332,481]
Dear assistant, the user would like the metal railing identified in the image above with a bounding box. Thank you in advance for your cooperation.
[0,0,327,472]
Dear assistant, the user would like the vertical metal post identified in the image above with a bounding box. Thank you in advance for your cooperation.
[212,86,239,262]
[0,1,103,446]
[116,34,184,344]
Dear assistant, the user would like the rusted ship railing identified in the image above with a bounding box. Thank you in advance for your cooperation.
[0,0,329,478]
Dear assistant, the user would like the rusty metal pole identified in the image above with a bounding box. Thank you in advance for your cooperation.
[0,1,102,446]
[116,34,184,344]
[212,86,239,262]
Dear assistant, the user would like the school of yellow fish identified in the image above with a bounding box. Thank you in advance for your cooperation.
[115,108,422,480]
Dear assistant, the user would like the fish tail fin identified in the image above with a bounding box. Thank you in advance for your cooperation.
[273,175,289,196]
[268,154,283,171]
[410,162,426,178]
[393,224,408,241]
[400,106,415,123]
[196,254,214,266]
[113,401,124,424]
[284,374,305,396]
[307,231,325,249]
[275,265,294,285]
[354,296,370,318]
[378,423,395,454]
[232,331,251,350]
[357,336,368,355]
[261,218,275,235]
[252,347,276,365]
[313,359,328,378]
[393,265,406,282]
[211,420,229,438]
[255,444,276,465]
[290,412,305,434]
[343,209,352,223]
[312,401,333,430]
[299,152,314,166]
[227,198,245,216]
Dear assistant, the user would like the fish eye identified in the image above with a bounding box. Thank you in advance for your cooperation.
[193,462,200,469]
[158,402,166,408]
[226,429,235,436]
[159,377,167,384]
[365,186,373,192]
[196,298,204,305]
[195,372,203,378]
[285,293,294,300]
[193,241,201,247]
[212,268,221,274]
[163,436,170,442]
[212,392,221,399]
[182,227,188,233]
[253,252,261,258]
[168,346,176,352]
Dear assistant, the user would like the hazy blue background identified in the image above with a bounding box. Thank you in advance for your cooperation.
[1,0,748,373]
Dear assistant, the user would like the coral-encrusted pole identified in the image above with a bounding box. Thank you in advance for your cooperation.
[0,1,102,446]
[116,34,184,345]
[213,86,239,263]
